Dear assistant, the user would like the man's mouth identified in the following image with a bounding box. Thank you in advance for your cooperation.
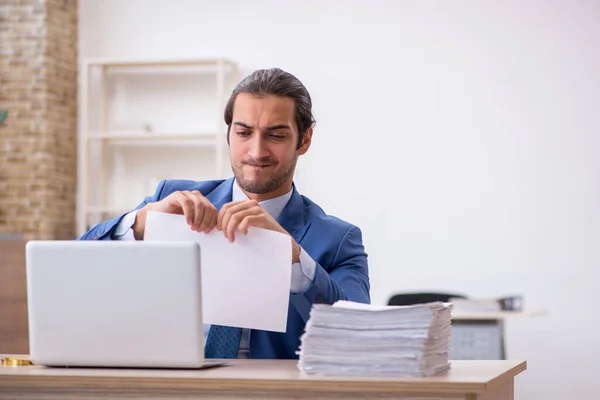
[244,163,275,168]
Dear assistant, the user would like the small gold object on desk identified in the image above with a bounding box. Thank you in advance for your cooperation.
[1,356,33,367]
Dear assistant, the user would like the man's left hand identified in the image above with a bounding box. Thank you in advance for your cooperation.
[217,200,300,263]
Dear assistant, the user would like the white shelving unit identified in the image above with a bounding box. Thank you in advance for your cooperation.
[78,58,239,236]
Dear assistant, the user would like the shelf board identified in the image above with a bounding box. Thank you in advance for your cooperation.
[84,57,237,69]
[87,132,221,147]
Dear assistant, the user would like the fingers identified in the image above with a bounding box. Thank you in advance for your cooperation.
[177,191,217,232]
[217,200,249,231]
[172,192,196,226]
[224,208,262,242]
[238,215,260,235]
[219,200,262,242]
[207,212,218,234]
[167,193,265,238]
[179,191,201,230]
[199,198,218,233]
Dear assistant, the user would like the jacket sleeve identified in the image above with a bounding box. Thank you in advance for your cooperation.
[289,225,370,322]
[77,180,168,241]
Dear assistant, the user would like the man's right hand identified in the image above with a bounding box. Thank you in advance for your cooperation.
[132,190,218,240]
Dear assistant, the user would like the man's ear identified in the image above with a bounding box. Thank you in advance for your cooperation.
[298,127,313,155]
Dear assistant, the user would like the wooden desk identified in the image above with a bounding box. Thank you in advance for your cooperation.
[0,358,526,399]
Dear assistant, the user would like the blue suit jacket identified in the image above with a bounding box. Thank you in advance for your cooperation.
[78,177,370,359]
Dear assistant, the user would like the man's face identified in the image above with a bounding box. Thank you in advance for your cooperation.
[229,93,311,196]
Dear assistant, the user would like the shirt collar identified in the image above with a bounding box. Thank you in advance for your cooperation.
[232,179,293,221]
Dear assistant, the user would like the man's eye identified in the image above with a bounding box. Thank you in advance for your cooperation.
[236,131,250,136]
[270,134,285,140]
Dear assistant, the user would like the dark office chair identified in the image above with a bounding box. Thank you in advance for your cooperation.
[387,292,467,306]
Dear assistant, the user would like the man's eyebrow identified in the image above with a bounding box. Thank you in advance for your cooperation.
[233,121,252,129]
[265,124,291,131]
[232,121,292,131]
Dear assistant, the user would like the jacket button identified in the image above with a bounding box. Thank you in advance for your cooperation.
[315,295,324,303]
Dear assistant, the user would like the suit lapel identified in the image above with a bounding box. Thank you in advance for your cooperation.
[205,177,235,211]
[277,184,311,244]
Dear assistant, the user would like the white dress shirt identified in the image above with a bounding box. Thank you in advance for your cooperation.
[111,180,317,358]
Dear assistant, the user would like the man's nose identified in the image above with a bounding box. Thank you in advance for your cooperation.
[248,135,270,159]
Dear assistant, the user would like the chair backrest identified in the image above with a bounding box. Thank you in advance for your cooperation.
[388,292,467,306]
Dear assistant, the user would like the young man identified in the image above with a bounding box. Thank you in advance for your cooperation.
[79,68,370,359]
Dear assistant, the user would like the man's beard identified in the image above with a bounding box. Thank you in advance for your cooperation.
[232,156,297,195]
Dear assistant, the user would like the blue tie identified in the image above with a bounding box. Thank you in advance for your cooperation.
[204,325,242,359]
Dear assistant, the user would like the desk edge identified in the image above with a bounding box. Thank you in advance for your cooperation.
[485,360,527,390]
[0,361,528,395]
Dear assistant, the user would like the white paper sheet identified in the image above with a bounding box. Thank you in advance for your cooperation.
[144,211,292,332]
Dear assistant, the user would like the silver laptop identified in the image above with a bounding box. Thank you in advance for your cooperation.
[25,240,225,369]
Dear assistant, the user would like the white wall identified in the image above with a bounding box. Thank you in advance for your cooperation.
[79,1,600,398]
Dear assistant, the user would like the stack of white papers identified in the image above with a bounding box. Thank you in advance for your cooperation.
[297,300,452,377]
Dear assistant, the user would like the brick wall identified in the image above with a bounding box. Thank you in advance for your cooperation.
[0,0,78,240]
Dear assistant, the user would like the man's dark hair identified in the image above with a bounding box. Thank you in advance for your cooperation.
[224,68,316,149]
